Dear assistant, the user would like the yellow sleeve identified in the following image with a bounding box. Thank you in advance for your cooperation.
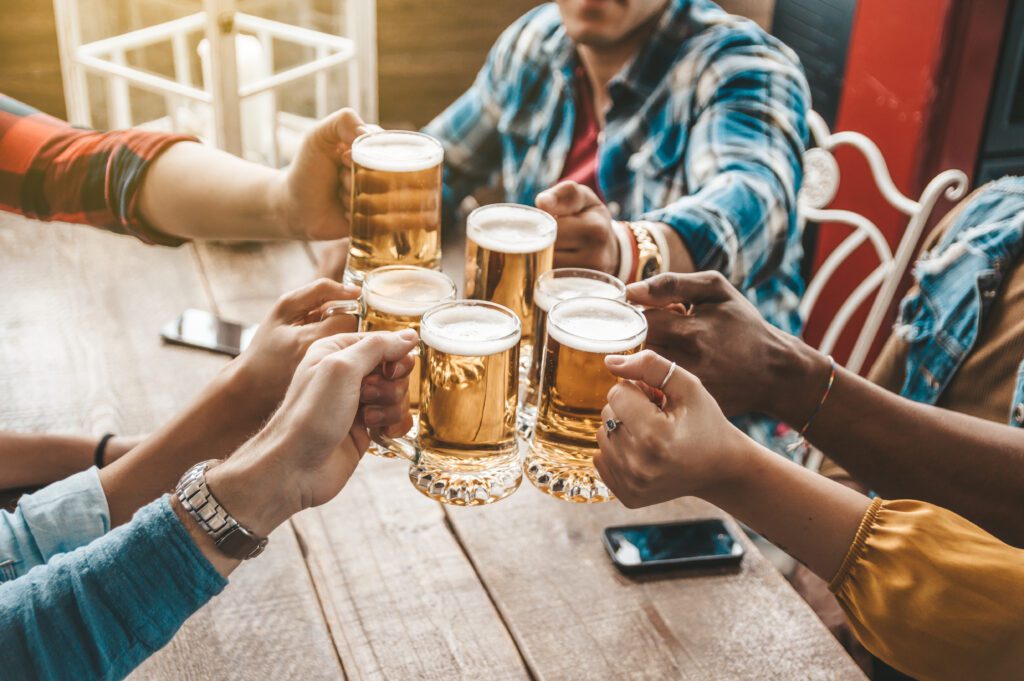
[829,498,1024,681]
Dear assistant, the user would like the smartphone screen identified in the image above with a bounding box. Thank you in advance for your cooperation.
[160,309,257,357]
[603,519,744,572]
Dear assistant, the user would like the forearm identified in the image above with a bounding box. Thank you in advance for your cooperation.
[99,361,272,527]
[0,432,139,489]
[0,497,226,680]
[137,141,289,241]
[705,437,870,581]
[773,341,1024,546]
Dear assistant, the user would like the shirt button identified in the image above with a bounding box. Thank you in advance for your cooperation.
[1014,403,1024,425]
[607,201,620,218]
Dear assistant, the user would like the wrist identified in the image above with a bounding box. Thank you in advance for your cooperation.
[769,336,833,427]
[204,444,299,538]
[699,427,764,506]
[221,359,283,425]
[268,169,300,239]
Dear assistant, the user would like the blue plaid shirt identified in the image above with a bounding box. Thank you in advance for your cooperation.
[424,0,810,336]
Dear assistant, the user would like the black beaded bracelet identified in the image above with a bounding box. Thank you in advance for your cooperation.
[94,433,115,469]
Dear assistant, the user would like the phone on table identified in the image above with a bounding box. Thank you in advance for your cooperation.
[603,519,744,574]
[160,309,257,357]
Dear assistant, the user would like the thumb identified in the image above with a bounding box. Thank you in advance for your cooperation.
[626,271,734,308]
[605,349,697,404]
[325,329,419,380]
[535,181,602,217]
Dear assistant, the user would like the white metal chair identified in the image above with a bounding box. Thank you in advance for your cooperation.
[51,0,378,166]
[798,110,968,374]
[797,111,968,471]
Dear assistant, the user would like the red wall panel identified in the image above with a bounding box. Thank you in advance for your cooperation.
[802,0,956,367]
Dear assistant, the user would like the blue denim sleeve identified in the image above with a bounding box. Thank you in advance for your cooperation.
[642,35,809,289]
[0,467,110,580]
[0,496,227,680]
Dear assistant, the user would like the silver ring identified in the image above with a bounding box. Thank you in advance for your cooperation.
[605,418,623,433]
[658,362,677,391]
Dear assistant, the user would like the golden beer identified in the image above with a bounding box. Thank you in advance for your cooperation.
[464,203,556,352]
[357,266,456,457]
[375,300,523,505]
[525,297,647,503]
[346,131,444,283]
[520,269,626,426]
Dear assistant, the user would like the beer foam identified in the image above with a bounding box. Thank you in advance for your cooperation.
[422,302,521,356]
[535,276,624,313]
[467,205,557,254]
[364,268,455,317]
[547,297,647,354]
[352,131,443,172]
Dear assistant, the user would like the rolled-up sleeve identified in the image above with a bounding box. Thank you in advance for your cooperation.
[0,496,226,680]
[830,498,1024,681]
[642,38,808,289]
[0,93,194,245]
[0,467,109,580]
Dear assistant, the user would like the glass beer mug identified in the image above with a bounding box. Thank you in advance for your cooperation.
[525,297,647,503]
[373,300,523,506]
[345,130,444,284]
[323,265,456,457]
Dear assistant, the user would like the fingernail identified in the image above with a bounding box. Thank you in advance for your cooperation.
[605,355,626,367]
[397,328,419,342]
[363,407,382,426]
[362,385,381,401]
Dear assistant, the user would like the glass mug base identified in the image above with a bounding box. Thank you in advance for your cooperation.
[524,443,614,503]
[408,448,522,506]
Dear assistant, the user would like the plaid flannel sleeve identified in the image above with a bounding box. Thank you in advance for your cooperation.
[422,18,520,227]
[0,94,196,246]
[642,38,809,288]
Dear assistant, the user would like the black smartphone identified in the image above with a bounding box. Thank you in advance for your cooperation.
[603,519,745,574]
[160,309,257,357]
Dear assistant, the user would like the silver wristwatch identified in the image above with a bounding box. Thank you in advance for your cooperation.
[175,460,268,560]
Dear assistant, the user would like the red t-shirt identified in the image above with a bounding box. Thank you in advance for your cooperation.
[558,67,603,198]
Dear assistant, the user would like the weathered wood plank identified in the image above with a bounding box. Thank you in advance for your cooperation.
[0,214,342,681]
[445,482,865,681]
[199,239,531,680]
[293,457,532,681]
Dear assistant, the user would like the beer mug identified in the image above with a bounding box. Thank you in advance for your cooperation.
[374,300,523,506]
[322,266,456,457]
[518,269,626,435]
[525,297,647,503]
[345,130,444,284]
[464,203,556,362]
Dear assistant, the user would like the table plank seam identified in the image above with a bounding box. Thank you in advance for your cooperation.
[290,517,350,681]
[441,508,540,681]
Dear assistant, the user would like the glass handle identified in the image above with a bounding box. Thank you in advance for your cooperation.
[321,299,362,322]
[369,428,420,463]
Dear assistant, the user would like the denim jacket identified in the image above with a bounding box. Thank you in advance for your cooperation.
[894,176,1024,427]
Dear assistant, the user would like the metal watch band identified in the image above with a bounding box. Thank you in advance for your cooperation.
[626,221,664,282]
[175,460,268,560]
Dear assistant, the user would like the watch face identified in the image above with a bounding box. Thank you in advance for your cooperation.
[640,259,661,281]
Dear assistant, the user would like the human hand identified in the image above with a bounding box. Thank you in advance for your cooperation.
[277,108,381,241]
[234,278,401,424]
[207,330,419,536]
[594,350,753,508]
[627,271,822,419]
[536,181,619,274]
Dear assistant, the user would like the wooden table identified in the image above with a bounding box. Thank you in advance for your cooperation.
[0,213,865,680]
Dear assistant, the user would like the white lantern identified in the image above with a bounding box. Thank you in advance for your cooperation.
[51,0,378,167]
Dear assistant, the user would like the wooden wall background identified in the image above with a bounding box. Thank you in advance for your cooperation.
[0,0,773,129]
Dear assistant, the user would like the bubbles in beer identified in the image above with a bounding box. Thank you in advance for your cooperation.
[547,297,648,354]
[421,303,522,357]
[351,131,444,173]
